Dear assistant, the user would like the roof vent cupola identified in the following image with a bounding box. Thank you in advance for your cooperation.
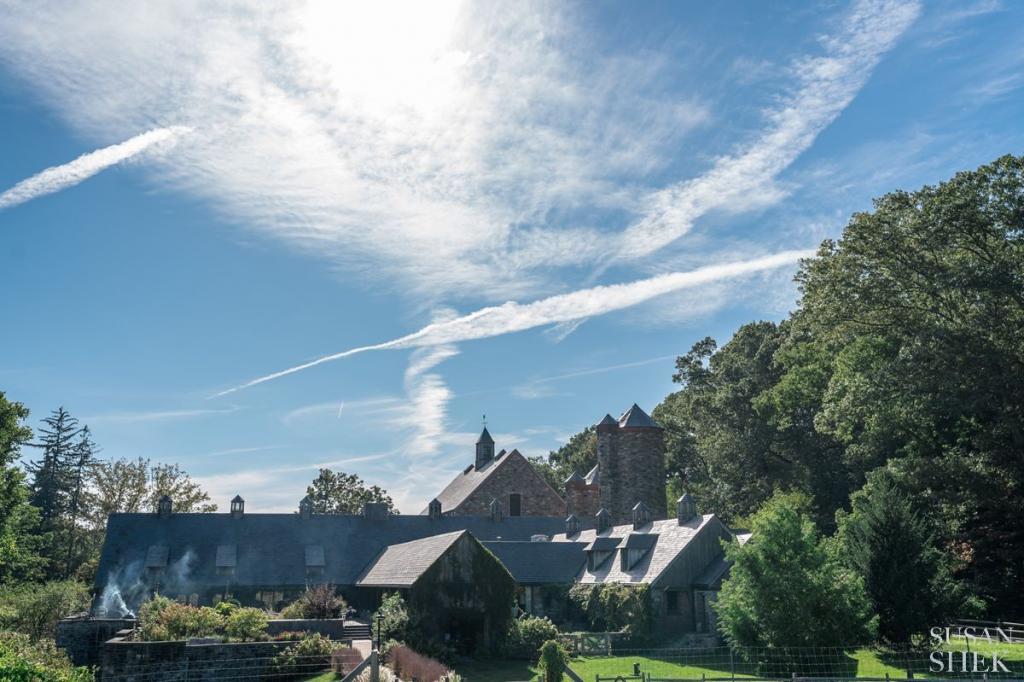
[299,495,313,519]
[632,501,652,529]
[566,514,581,535]
[428,498,442,519]
[157,495,172,518]
[230,495,244,519]
[677,493,697,524]
[476,426,495,469]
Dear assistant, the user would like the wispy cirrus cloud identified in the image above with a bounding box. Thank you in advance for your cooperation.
[84,405,238,424]
[214,249,814,396]
[0,126,191,210]
[0,1,913,298]
[613,0,921,261]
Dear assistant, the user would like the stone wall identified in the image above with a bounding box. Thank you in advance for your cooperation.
[266,618,348,639]
[99,638,308,681]
[454,450,566,517]
[56,616,137,667]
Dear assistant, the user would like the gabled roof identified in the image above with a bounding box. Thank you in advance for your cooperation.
[426,448,561,515]
[483,541,587,585]
[618,403,660,429]
[356,530,466,588]
[551,514,718,585]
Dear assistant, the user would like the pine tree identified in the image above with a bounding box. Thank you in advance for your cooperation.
[840,472,975,644]
[26,407,80,572]
[62,425,98,578]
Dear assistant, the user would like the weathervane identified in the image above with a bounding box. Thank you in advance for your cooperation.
[482,413,487,428]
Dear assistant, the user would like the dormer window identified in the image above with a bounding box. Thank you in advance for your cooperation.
[584,536,621,571]
[588,550,613,571]
[620,533,658,570]
[216,545,237,576]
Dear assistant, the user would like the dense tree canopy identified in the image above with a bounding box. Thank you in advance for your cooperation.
[305,468,396,514]
[529,426,597,493]
[0,392,44,583]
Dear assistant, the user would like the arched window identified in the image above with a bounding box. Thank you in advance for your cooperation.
[509,493,522,517]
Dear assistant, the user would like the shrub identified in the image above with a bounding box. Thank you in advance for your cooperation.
[538,639,568,682]
[270,633,339,678]
[214,599,240,617]
[225,607,268,641]
[0,581,90,640]
[387,643,451,681]
[0,631,92,682]
[279,584,346,620]
[374,592,409,643]
[501,616,559,659]
[137,598,225,641]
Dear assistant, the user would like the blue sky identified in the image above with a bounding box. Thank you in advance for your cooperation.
[1,0,1021,513]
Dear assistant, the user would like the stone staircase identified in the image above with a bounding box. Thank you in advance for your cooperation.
[342,621,372,640]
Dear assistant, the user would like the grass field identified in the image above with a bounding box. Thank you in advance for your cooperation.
[305,638,1024,682]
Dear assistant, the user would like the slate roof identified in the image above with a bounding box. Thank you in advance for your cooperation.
[618,403,660,429]
[477,428,494,444]
[483,541,587,585]
[550,514,718,585]
[96,512,576,592]
[694,555,730,589]
[357,530,466,588]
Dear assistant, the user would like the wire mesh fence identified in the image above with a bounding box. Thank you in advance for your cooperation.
[573,642,1024,682]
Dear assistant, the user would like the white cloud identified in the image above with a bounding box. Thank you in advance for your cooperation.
[0,1,911,298]
[83,405,237,423]
[0,126,191,210]
[614,0,921,261]
[214,249,815,396]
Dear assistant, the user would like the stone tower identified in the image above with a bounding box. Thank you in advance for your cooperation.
[596,404,666,525]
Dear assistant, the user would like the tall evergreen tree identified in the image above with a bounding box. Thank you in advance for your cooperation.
[61,425,98,578]
[26,407,80,571]
[840,472,977,644]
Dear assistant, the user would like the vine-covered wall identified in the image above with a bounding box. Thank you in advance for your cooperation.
[406,534,516,656]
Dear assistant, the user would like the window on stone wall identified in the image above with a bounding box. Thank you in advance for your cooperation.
[666,590,679,613]
[509,493,522,517]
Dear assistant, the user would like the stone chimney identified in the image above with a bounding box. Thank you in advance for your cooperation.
[489,498,504,522]
[230,495,244,519]
[676,493,697,524]
[299,495,313,519]
[632,501,652,529]
[565,514,581,535]
[363,502,390,520]
[565,467,600,517]
[157,495,172,518]
[428,498,442,519]
[595,508,611,534]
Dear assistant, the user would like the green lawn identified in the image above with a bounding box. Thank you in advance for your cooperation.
[453,657,539,681]
[305,640,1024,681]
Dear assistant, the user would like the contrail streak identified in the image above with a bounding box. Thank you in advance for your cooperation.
[212,249,815,397]
[0,126,192,210]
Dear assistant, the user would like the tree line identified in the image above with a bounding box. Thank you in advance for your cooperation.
[0,399,216,584]
[534,155,1024,628]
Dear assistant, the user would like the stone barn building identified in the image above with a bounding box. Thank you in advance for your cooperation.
[86,403,737,648]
